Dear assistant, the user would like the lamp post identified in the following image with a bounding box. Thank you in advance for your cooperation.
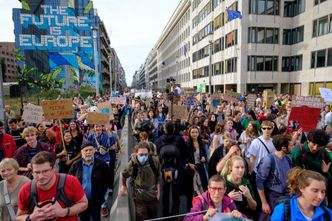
[108,56,112,96]
[91,26,100,97]
[209,40,213,94]
[0,65,5,123]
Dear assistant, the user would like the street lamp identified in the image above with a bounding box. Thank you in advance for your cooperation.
[108,56,112,96]
[91,26,100,97]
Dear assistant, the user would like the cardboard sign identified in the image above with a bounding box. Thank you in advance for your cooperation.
[319,88,332,103]
[173,105,189,120]
[86,112,109,125]
[42,99,74,119]
[22,103,44,124]
[109,97,126,105]
[292,96,324,108]
[262,90,275,107]
[247,94,256,108]
[288,107,321,132]
[97,101,114,120]
[222,94,239,103]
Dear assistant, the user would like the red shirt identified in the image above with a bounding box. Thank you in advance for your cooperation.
[18,173,85,221]
[1,133,16,158]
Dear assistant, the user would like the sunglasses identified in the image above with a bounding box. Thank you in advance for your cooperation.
[262,127,272,130]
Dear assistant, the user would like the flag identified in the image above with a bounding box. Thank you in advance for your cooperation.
[227,9,242,21]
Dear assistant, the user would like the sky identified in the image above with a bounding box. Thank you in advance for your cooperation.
[0,0,180,86]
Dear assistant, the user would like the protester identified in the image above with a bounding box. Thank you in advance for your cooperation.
[271,167,332,220]
[16,151,88,221]
[0,158,30,221]
[6,119,25,147]
[0,121,16,160]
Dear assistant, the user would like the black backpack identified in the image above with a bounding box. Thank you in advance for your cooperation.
[275,196,330,221]
[158,141,181,169]
[28,174,73,214]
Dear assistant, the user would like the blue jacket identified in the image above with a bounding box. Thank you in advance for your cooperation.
[271,195,332,221]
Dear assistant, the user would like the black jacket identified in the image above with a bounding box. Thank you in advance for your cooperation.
[68,158,111,208]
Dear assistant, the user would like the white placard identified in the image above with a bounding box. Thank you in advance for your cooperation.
[319,87,332,103]
[22,103,44,124]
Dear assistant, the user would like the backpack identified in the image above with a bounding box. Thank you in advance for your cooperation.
[263,154,292,189]
[158,139,181,182]
[28,174,73,214]
[131,155,158,182]
[299,143,326,163]
[275,196,330,221]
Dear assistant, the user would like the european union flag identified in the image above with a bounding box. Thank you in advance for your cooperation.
[227,9,242,21]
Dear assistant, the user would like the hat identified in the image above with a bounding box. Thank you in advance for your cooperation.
[80,141,95,150]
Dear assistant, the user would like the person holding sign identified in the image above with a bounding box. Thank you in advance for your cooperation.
[184,175,242,221]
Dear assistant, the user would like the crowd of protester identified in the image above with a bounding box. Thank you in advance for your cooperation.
[1,91,332,220]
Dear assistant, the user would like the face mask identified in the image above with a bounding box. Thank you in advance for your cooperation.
[137,155,148,164]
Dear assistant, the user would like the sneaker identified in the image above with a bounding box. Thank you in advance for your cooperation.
[101,208,110,217]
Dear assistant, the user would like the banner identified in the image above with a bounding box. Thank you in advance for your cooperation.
[135,90,153,99]
[86,112,109,125]
[97,101,114,120]
[222,94,239,103]
[22,103,44,124]
[109,97,126,105]
[247,94,256,108]
[288,107,321,132]
[292,96,324,108]
[42,99,74,119]
[319,88,332,103]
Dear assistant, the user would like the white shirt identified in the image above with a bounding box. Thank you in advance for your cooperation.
[248,135,275,173]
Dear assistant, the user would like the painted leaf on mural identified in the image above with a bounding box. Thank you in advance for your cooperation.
[52,67,62,80]
[84,1,93,14]
[21,0,31,11]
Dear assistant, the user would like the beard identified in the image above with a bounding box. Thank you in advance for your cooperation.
[83,155,94,162]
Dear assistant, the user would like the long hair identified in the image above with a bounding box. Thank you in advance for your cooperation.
[220,155,245,177]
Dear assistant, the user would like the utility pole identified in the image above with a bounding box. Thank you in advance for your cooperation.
[92,26,100,97]
[108,56,112,96]
[209,40,213,94]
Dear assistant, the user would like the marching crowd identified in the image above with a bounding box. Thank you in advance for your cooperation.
[1,92,332,221]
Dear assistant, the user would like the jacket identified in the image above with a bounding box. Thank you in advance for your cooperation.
[0,133,16,159]
[122,154,160,201]
[183,191,238,221]
[14,141,52,167]
[271,195,332,221]
[68,158,111,208]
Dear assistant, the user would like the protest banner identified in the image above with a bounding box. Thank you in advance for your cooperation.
[41,99,74,119]
[288,107,321,132]
[247,94,256,108]
[135,90,153,99]
[319,87,332,103]
[97,101,114,120]
[292,95,324,108]
[262,89,275,107]
[222,94,239,103]
[22,103,44,124]
[173,105,189,121]
[109,97,126,105]
[86,112,109,125]
[226,90,241,98]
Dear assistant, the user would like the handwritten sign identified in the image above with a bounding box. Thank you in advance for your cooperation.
[173,105,189,120]
[247,94,256,108]
[288,107,321,132]
[109,97,126,105]
[97,101,114,120]
[86,112,109,125]
[263,90,275,107]
[319,88,332,103]
[42,99,73,119]
[292,96,324,108]
[22,103,44,124]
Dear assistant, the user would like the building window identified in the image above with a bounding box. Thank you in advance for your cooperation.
[284,0,305,17]
[225,57,237,73]
[314,0,327,5]
[248,56,278,71]
[317,49,326,67]
[282,25,304,45]
[225,30,238,48]
[328,48,332,66]
[192,1,212,28]
[249,0,280,15]
[282,55,303,71]
[248,27,279,44]
[313,15,332,37]
[311,48,332,68]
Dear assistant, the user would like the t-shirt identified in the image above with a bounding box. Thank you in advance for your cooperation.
[248,136,275,173]
[18,173,85,221]
[0,176,30,221]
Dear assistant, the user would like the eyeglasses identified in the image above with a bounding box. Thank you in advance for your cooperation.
[209,186,224,192]
[262,127,272,130]
[32,167,53,176]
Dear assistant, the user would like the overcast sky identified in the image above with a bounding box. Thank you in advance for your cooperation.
[0,0,180,86]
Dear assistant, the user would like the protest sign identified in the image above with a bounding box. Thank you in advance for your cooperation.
[226,90,241,98]
[211,93,222,112]
[22,103,44,124]
[135,90,153,99]
[262,90,274,107]
[97,101,114,120]
[109,97,126,105]
[288,107,321,132]
[222,94,239,103]
[292,96,324,108]
[86,112,109,125]
[42,99,74,119]
[247,94,256,108]
[319,88,332,103]
[173,105,189,120]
